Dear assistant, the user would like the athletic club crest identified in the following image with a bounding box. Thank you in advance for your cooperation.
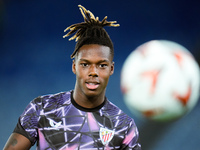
[99,127,115,145]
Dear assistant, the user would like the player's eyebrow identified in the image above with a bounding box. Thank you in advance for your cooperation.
[79,58,110,63]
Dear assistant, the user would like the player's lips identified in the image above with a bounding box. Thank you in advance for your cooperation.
[86,81,100,90]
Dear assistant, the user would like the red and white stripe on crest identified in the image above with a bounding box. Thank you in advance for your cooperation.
[102,133,112,142]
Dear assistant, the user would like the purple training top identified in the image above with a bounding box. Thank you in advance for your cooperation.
[14,91,141,150]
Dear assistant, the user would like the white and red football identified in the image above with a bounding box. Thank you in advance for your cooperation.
[121,40,200,122]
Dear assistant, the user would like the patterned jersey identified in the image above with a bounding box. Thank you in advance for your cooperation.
[14,91,141,150]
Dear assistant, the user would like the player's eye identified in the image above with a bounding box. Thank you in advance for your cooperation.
[99,64,108,68]
[80,63,89,67]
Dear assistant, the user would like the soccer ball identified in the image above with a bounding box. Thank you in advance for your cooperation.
[120,40,200,122]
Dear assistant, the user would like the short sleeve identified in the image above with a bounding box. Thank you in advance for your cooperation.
[121,120,142,150]
[13,97,42,145]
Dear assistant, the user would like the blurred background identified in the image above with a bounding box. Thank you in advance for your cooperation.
[0,0,200,149]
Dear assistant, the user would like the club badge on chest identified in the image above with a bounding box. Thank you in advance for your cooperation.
[99,127,115,145]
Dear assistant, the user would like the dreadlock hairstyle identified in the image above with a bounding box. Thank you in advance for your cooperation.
[63,5,119,59]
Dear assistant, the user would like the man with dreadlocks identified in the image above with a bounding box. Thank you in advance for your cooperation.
[4,5,141,150]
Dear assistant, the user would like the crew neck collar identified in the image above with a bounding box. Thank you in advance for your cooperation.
[70,91,106,112]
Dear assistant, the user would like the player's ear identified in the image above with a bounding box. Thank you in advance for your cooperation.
[72,60,76,74]
[110,61,114,75]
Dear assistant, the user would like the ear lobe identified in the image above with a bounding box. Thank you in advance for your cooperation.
[72,60,76,74]
[110,62,114,75]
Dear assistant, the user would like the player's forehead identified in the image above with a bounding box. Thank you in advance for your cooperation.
[75,44,112,61]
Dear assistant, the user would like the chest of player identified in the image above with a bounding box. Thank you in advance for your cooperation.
[37,107,125,149]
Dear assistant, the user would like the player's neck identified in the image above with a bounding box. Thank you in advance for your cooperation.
[72,89,106,109]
